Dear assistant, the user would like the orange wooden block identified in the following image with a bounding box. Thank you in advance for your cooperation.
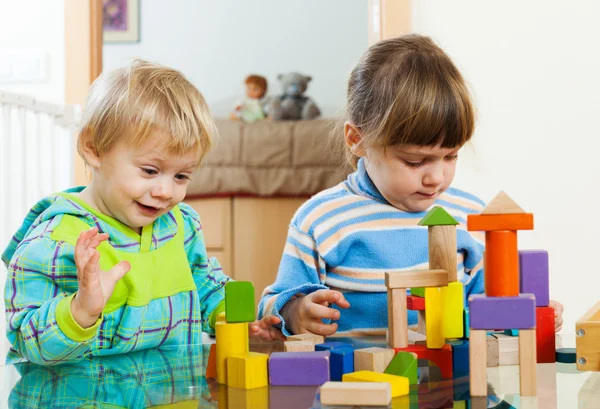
[206,343,217,379]
[467,213,533,232]
[485,230,519,297]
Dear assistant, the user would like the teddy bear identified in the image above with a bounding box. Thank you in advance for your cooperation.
[266,73,321,120]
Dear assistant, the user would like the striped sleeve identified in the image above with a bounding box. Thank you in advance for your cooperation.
[258,224,328,335]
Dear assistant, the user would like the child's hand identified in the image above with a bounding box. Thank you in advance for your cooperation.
[281,290,351,337]
[249,315,286,342]
[71,228,131,328]
[549,299,564,332]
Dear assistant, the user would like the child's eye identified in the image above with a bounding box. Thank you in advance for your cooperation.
[142,168,158,175]
[175,174,191,181]
[404,161,425,169]
[445,155,459,162]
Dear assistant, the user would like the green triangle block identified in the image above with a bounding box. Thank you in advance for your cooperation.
[225,281,256,323]
[384,351,418,385]
[418,206,459,226]
[411,287,425,298]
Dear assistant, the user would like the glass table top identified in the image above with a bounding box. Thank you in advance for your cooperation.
[0,334,595,409]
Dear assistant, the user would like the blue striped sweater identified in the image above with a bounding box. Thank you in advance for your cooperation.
[259,158,486,336]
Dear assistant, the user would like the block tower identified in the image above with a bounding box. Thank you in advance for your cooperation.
[467,191,538,396]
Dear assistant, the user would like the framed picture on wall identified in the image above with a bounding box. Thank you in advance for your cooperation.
[103,0,140,43]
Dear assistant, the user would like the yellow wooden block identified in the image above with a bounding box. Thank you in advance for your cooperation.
[342,370,409,397]
[215,321,248,384]
[425,287,444,349]
[441,281,464,339]
[227,385,269,409]
[227,352,269,389]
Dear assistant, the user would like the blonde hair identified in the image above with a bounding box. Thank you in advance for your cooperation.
[78,59,216,165]
[345,34,475,168]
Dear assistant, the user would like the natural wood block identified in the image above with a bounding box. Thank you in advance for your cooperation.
[354,347,395,373]
[284,341,315,352]
[385,269,448,289]
[227,352,269,389]
[494,333,519,366]
[342,370,409,397]
[486,335,499,367]
[485,230,519,297]
[481,191,525,215]
[467,213,534,232]
[519,329,537,396]
[425,287,444,349]
[215,321,249,384]
[428,225,457,282]
[469,330,488,396]
[417,310,427,335]
[576,301,600,371]
[387,288,408,348]
[320,382,391,406]
[287,333,325,345]
[441,281,464,339]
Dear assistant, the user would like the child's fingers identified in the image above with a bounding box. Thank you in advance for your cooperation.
[258,315,281,330]
[88,233,110,249]
[107,261,131,282]
[306,302,341,321]
[307,321,338,337]
[311,290,343,306]
[81,250,101,282]
[332,292,350,309]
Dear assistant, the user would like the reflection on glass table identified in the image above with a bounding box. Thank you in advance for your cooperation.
[0,334,597,409]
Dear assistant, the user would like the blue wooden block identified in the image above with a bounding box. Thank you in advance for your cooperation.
[315,342,353,351]
[463,308,470,339]
[504,329,519,336]
[330,346,355,381]
[448,339,469,377]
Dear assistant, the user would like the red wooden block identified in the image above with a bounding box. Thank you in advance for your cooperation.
[407,295,425,311]
[536,306,555,363]
[206,343,217,378]
[394,344,453,379]
[467,213,534,232]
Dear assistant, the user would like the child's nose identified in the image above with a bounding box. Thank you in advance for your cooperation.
[152,181,174,201]
[423,165,444,187]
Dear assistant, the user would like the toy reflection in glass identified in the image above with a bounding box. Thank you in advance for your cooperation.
[231,74,268,123]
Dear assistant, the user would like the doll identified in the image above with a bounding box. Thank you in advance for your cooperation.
[231,75,268,123]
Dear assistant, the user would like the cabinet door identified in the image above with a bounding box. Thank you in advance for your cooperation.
[233,197,307,308]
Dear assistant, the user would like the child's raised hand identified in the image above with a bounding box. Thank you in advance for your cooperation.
[249,315,286,342]
[549,299,564,332]
[71,228,131,328]
[282,290,351,337]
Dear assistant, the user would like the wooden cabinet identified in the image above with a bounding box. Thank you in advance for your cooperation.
[185,197,306,307]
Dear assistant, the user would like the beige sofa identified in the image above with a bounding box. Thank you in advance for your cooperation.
[184,118,350,306]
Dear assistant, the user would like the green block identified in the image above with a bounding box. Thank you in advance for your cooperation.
[225,281,255,323]
[411,287,425,298]
[463,308,470,339]
[384,351,418,385]
[418,206,459,226]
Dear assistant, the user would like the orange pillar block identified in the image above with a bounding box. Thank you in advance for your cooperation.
[485,230,519,296]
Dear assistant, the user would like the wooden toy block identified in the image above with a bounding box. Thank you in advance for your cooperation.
[484,230,519,297]
[576,301,600,371]
[504,329,519,336]
[469,330,488,396]
[519,250,550,307]
[406,295,425,310]
[284,340,315,352]
[315,341,353,351]
[467,213,534,232]
[536,306,555,363]
[225,281,255,323]
[354,347,395,373]
[441,281,464,339]
[384,351,417,384]
[486,335,499,367]
[468,294,536,330]
[418,205,459,226]
[394,344,453,379]
[287,333,325,345]
[463,308,470,339]
[268,352,330,386]
[493,333,519,365]
[425,287,444,349]
[215,321,249,384]
[411,287,426,297]
[519,328,537,396]
[330,346,355,381]
[342,370,409,397]
[385,269,448,289]
[387,287,408,348]
[319,382,392,407]
[227,385,269,409]
[206,343,217,379]
[556,347,576,364]
[481,191,525,215]
[428,225,458,282]
[269,386,321,409]
[448,339,469,376]
[227,352,269,389]
[417,310,427,335]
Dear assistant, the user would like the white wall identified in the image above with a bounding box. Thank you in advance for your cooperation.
[103,0,368,118]
[413,0,600,333]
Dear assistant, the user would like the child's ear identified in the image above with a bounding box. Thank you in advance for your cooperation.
[79,131,101,170]
[344,122,366,157]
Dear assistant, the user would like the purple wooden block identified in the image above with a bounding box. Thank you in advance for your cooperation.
[268,351,330,386]
[468,294,536,330]
[519,250,549,307]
